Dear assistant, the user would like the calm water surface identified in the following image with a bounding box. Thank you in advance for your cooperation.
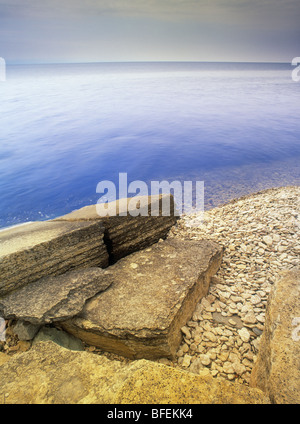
[0,62,299,228]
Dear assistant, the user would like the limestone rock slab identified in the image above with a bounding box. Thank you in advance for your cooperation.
[0,221,108,296]
[61,238,223,359]
[250,267,300,404]
[0,268,113,325]
[0,341,269,404]
[54,194,178,263]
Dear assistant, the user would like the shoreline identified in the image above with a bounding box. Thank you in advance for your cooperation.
[0,221,34,233]
[206,184,300,210]
[1,184,299,233]
[167,185,299,384]
[1,185,299,387]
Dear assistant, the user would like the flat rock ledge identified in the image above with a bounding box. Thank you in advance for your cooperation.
[54,194,179,263]
[0,221,108,296]
[0,268,113,325]
[250,266,300,404]
[60,238,223,359]
[0,341,269,404]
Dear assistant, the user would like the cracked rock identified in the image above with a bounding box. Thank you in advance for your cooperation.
[0,268,113,325]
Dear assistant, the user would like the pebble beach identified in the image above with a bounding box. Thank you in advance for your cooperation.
[166,185,300,384]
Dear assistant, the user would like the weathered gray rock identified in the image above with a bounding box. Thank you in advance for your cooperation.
[0,341,269,404]
[250,267,300,404]
[0,221,108,296]
[0,268,113,325]
[33,327,84,351]
[54,194,178,263]
[60,238,223,359]
[12,320,41,341]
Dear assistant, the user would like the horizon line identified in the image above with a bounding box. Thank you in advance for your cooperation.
[6,59,292,66]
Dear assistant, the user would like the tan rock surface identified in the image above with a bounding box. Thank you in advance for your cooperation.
[0,221,108,296]
[250,267,300,403]
[0,341,269,404]
[0,352,10,366]
[0,268,113,325]
[60,238,223,359]
[54,194,178,263]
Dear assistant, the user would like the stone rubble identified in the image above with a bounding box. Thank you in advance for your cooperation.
[165,186,300,385]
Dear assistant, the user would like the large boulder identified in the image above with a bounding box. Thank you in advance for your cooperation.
[0,268,113,325]
[60,238,223,359]
[54,194,178,263]
[250,267,300,403]
[0,341,270,404]
[0,221,108,296]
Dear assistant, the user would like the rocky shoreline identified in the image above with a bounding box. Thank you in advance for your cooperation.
[79,185,299,388]
[0,185,299,403]
[75,185,299,386]
[167,185,299,385]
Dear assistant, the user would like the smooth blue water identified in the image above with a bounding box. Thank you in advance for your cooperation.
[0,62,299,228]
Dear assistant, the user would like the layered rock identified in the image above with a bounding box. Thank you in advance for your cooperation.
[250,267,300,403]
[60,238,223,359]
[54,194,178,263]
[0,221,108,296]
[0,341,269,404]
[0,268,113,325]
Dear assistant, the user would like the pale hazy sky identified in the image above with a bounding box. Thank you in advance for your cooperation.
[0,0,299,63]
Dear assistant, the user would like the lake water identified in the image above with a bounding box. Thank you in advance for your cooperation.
[0,62,299,228]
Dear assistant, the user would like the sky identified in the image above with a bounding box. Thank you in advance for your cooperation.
[0,0,299,64]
